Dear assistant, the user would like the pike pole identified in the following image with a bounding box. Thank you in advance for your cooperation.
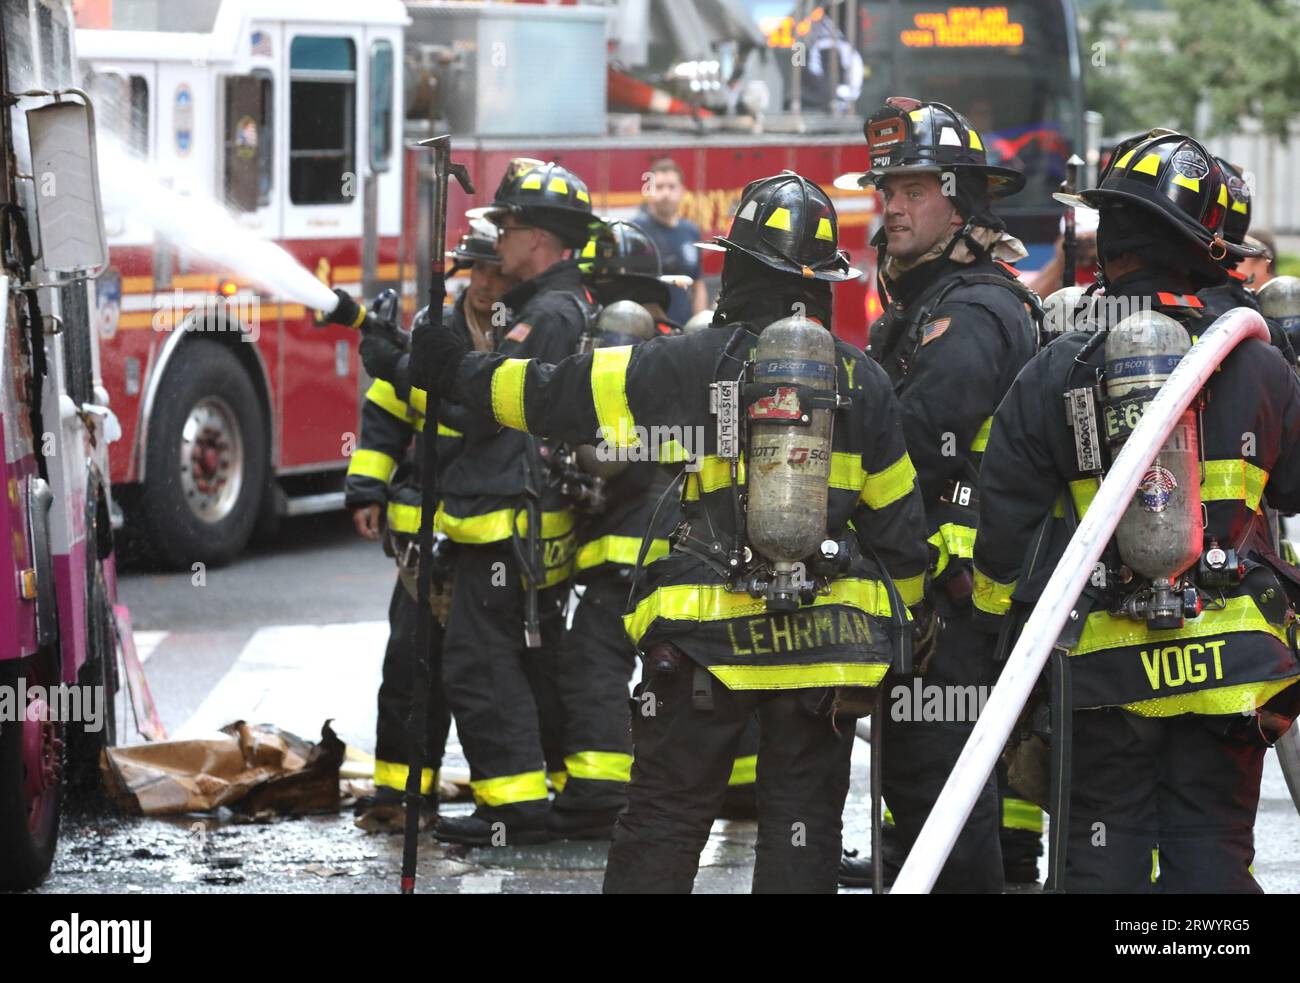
[1061,154,1083,290]
[401,135,473,894]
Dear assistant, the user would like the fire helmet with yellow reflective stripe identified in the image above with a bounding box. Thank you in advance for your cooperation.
[836,96,1025,199]
[1054,131,1255,262]
[467,158,595,248]
[1216,158,1252,247]
[701,171,858,282]
[578,220,676,311]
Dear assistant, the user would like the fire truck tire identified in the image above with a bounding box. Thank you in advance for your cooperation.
[0,660,62,891]
[139,340,268,569]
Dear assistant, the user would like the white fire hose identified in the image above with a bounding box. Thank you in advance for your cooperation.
[891,308,1271,894]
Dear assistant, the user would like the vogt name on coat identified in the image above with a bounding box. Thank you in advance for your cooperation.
[49,914,151,963]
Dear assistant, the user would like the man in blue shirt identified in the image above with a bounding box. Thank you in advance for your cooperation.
[630,158,709,325]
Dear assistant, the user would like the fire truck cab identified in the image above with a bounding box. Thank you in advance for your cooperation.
[77,0,409,567]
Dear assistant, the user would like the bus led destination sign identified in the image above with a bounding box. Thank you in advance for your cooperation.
[900,7,1025,48]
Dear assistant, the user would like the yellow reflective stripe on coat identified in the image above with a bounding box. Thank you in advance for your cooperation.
[374,759,436,794]
[470,770,550,807]
[434,504,574,544]
[708,661,889,690]
[386,502,422,535]
[1069,462,1267,520]
[575,535,670,572]
[970,416,993,453]
[347,448,397,483]
[592,345,640,447]
[1069,477,1100,517]
[687,456,747,498]
[829,452,866,490]
[1073,594,1288,656]
[366,378,424,430]
[490,358,530,431]
[548,771,568,793]
[973,569,1016,616]
[928,530,950,578]
[1121,676,1298,718]
[728,754,757,786]
[895,572,925,607]
[927,521,975,583]
[1002,797,1043,833]
[436,422,463,438]
[861,454,917,510]
[940,522,975,560]
[564,750,632,783]
[1200,460,1268,511]
[624,576,898,645]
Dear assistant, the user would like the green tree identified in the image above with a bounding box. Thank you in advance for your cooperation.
[1084,0,1300,141]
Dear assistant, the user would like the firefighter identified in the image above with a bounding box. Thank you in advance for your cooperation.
[1196,159,1296,365]
[369,160,598,846]
[551,224,754,837]
[345,229,516,830]
[366,171,933,893]
[836,97,1039,892]
[974,130,1300,892]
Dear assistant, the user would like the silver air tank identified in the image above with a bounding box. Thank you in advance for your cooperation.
[1258,275,1300,359]
[747,315,836,610]
[1106,309,1202,625]
[1042,285,1096,337]
[682,308,716,334]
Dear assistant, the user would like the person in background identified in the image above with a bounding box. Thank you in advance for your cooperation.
[631,158,709,323]
[1239,230,1277,290]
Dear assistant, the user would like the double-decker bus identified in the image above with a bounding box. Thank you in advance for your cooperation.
[753,0,1087,268]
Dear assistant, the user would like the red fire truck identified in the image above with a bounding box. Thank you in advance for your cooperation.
[76,0,1080,567]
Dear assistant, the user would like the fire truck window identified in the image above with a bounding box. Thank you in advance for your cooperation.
[289,36,356,205]
[368,41,394,173]
[223,73,272,212]
[84,71,148,158]
[128,76,149,157]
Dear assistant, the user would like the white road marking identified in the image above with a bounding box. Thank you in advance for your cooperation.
[172,621,388,750]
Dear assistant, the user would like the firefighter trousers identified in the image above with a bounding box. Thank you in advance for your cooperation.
[553,577,764,820]
[603,655,855,894]
[1064,708,1265,893]
[554,577,637,816]
[879,609,1005,893]
[374,577,452,795]
[442,545,567,825]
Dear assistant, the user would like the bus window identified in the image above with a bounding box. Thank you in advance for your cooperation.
[368,40,394,173]
[289,36,356,205]
[223,72,272,212]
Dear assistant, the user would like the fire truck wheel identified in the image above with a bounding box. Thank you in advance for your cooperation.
[139,340,268,569]
[0,660,63,891]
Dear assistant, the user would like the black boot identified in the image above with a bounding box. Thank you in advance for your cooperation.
[837,847,900,889]
[434,810,554,846]
[547,805,623,841]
